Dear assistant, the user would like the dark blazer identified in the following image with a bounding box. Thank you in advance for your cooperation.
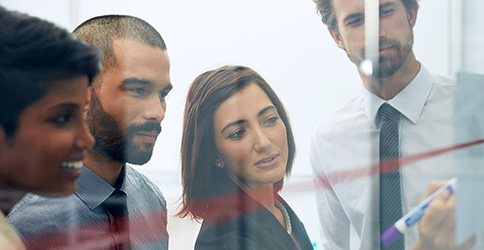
[194,189,313,250]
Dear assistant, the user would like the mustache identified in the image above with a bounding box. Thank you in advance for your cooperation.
[379,38,400,48]
[128,122,162,135]
[360,38,401,55]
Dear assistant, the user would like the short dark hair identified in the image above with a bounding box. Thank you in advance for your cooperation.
[313,0,419,33]
[178,65,296,220]
[0,6,101,138]
[73,15,166,72]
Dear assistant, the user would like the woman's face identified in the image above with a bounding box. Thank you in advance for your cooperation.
[0,75,94,197]
[213,83,288,189]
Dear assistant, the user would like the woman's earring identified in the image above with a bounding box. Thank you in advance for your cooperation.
[216,161,224,168]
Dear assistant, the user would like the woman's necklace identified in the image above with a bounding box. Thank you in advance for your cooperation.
[274,200,292,235]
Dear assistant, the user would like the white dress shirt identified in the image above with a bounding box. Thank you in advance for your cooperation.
[310,64,456,250]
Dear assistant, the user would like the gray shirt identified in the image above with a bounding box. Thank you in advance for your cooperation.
[7,165,168,250]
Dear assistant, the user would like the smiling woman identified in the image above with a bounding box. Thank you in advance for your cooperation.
[178,65,312,249]
[1,76,94,197]
[0,6,100,249]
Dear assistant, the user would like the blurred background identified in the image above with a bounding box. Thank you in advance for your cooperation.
[1,0,481,248]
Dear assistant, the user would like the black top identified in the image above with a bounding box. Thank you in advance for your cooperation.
[194,187,313,250]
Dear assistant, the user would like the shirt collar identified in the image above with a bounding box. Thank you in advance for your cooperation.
[75,164,128,210]
[363,64,433,127]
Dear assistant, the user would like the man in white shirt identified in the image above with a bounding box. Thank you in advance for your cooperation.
[310,0,476,249]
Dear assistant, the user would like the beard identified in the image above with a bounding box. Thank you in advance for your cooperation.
[348,30,414,78]
[86,92,161,165]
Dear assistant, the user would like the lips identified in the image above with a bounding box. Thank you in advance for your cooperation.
[136,130,159,137]
[379,45,393,51]
[135,130,159,143]
[255,153,280,167]
[378,44,394,57]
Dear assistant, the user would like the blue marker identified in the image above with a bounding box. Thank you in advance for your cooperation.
[380,178,457,246]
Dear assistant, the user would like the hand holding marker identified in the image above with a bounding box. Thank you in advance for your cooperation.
[380,178,457,246]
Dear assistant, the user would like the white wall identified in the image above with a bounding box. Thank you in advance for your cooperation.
[0,0,458,249]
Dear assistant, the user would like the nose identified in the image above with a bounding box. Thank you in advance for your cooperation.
[379,21,387,39]
[142,95,166,123]
[253,127,271,153]
[75,120,94,150]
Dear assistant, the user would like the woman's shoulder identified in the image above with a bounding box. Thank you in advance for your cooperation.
[277,197,314,249]
[200,208,256,235]
[195,212,267,250]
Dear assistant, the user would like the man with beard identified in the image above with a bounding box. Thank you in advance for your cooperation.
[309,0,475,250]
[8,15,172,250]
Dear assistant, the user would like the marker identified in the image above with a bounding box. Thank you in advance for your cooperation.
[380,178,457,246]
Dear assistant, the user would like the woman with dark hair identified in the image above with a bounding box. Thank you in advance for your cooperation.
[0,6,100,249]
[178,65,312,249]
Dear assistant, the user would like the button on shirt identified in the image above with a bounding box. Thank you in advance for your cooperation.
[310,65,456,250]
[7,165,168,250]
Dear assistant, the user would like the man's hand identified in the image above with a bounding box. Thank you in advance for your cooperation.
[412,181,475,250]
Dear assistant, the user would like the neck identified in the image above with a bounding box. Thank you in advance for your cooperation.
[0,185,27,215]
[238,182,276,212]
[360,51,420,100]
[83,149,123,186]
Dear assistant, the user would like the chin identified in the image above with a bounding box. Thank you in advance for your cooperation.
[257,175,285,187]
[126,152,153,165]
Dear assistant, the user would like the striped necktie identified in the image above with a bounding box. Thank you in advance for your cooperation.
[379,103,404,250]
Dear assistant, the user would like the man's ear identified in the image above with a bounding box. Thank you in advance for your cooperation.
[407,4,419,28]
[85,86,92,107]
[328,27,346,50]
[84,87,93,119]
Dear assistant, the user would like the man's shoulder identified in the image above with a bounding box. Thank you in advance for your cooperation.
[426,73,456,105]
[430,73,456,93]
[432,73,456,86]
[313,95,366,136]
[9,193,80,216]
[125,165,166,204]
[7,193,83,232]
[125,165,160,188]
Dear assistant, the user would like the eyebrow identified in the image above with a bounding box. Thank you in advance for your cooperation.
[343,13,364,25]
[342,2,395,24]
[220,105,277,134]
[221,120,246,134]
[379,2,395,10]
[122,77,154,86]
[123,77,174,93]
[49,103,80,111]
[258,105,276,117]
